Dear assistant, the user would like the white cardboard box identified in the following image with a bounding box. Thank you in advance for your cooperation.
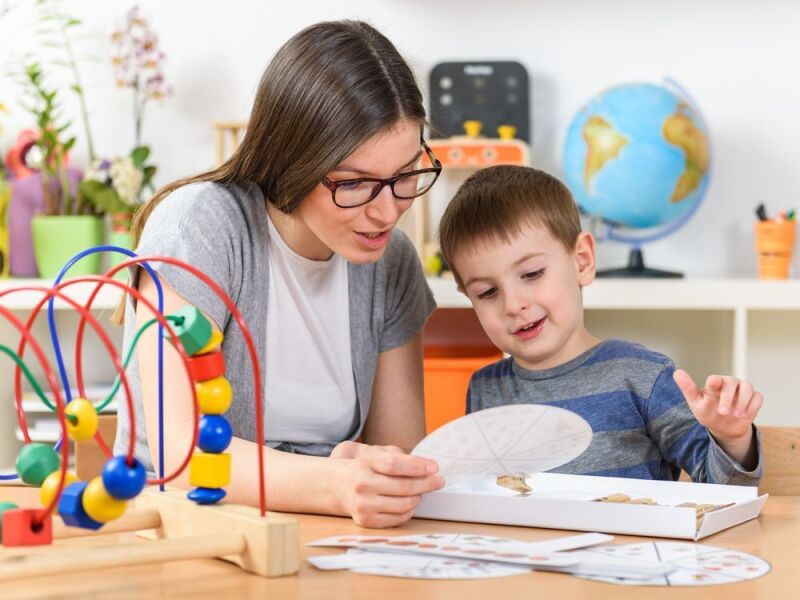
[415,472,768,540]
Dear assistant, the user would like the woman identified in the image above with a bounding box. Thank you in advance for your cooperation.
[114,20,445,527]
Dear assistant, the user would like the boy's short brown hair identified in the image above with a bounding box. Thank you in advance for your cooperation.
[438,165,582,286]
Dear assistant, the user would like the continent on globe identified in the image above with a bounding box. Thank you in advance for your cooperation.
[662,104,710,203]
[582,115,628,192]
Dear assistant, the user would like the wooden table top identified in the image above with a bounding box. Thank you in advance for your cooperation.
[0,487,797,600]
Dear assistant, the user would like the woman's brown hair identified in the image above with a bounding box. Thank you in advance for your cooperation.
[113,20,426,323]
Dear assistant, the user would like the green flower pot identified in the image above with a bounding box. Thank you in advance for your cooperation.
[31,215,105,279]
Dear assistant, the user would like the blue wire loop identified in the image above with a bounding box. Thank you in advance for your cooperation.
[0,246,166,486]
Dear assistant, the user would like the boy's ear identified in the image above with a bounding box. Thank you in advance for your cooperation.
[573,232,596,287]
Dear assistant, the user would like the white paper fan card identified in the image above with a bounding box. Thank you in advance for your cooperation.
[412,404,592,487]
[308,548,532,579]
[576,542,771,586]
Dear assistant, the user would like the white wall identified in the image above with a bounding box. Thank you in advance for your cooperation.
[2,0,799,277]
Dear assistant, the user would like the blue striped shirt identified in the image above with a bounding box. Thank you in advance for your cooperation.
[466,339,762,485]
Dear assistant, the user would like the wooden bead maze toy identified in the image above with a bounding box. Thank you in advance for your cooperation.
[0,247,299,580]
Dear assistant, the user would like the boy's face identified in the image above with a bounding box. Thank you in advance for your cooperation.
[454,221,597,371]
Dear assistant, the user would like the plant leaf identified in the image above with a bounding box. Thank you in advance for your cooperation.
[131,145,150,166]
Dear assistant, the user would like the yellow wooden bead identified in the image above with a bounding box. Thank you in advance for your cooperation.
[196,329,224,355]
[195,376,232,415]
[82,477,127,523]
[189,452,231,488]
[65,398,98,441]
[39,471,78,508]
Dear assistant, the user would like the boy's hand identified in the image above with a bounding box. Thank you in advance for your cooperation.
[673,369,763,440]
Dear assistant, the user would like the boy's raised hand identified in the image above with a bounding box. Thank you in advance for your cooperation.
[673,369,763,441]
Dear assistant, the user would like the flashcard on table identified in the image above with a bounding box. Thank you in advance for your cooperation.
[308,548,532,579]
[411,404,592,487]
[308,533,675,580]
[309,532,612,558]
[576,542,771,586]
[308,532,581,568]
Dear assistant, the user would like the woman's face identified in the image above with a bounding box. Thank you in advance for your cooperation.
[292,118,423,263]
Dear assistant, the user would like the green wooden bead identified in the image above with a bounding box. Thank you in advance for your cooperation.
[0,501,18,543]
[15,443,60,486]
[165,306,213,356]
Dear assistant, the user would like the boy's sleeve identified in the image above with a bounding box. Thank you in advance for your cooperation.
[645,366,764,486]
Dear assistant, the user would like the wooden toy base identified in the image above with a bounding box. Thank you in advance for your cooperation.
[0,488,299,580]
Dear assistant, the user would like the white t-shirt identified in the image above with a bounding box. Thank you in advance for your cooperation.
[264,214,357,444]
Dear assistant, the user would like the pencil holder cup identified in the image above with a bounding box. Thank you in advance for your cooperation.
[754,220,796,279]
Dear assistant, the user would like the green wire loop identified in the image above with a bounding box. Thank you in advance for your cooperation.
[1,314,182,421]
[98,314,182,412]
[0,345,64,416]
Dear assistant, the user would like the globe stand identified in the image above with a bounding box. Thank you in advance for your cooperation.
[596,247,683,279]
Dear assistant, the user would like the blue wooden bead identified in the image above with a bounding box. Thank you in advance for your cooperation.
[187,487,227,505]
[101,456,147,500]
[58,481,103,531]
[16,443,60,486]
[197,415,233,453]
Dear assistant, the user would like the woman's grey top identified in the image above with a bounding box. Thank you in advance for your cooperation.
[113,181,436,468]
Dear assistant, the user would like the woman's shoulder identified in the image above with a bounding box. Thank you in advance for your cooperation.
[147,180,263,235]
[155,181,260,217]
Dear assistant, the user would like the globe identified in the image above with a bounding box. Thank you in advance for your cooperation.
[562,82,711,277]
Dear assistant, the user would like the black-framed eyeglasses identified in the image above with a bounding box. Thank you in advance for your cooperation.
[321,140,442,209]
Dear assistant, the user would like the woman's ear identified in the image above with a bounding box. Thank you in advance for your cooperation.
[573,232,596,287]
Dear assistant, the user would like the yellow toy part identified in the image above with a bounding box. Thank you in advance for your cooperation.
[463,120,483,138]
[0,181,10,278]
[426,253,444,277]
[497,124,517,140]
[39,471,79,507]
[196,328,224,355]
[195,376,233,414]
[64,398,99,441]
[189,452,231,488]
[82,477,127,522]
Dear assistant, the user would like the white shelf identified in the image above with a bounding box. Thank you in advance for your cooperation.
[18,384,117,412]
[15,426,62,443]
[0,278,123,310]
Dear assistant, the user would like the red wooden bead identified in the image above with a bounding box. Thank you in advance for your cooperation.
[0,502,18,542]
[1,509,53,547]
[187,350,225,381]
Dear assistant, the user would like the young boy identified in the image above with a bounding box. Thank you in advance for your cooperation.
[438,165,762,485]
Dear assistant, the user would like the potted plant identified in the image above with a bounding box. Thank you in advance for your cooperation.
[77,146,156,253]
[9,2,106,279]
[22,62,104,279]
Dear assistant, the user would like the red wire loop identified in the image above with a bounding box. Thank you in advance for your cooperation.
[104,256,267,517]
[1,253,267,520]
